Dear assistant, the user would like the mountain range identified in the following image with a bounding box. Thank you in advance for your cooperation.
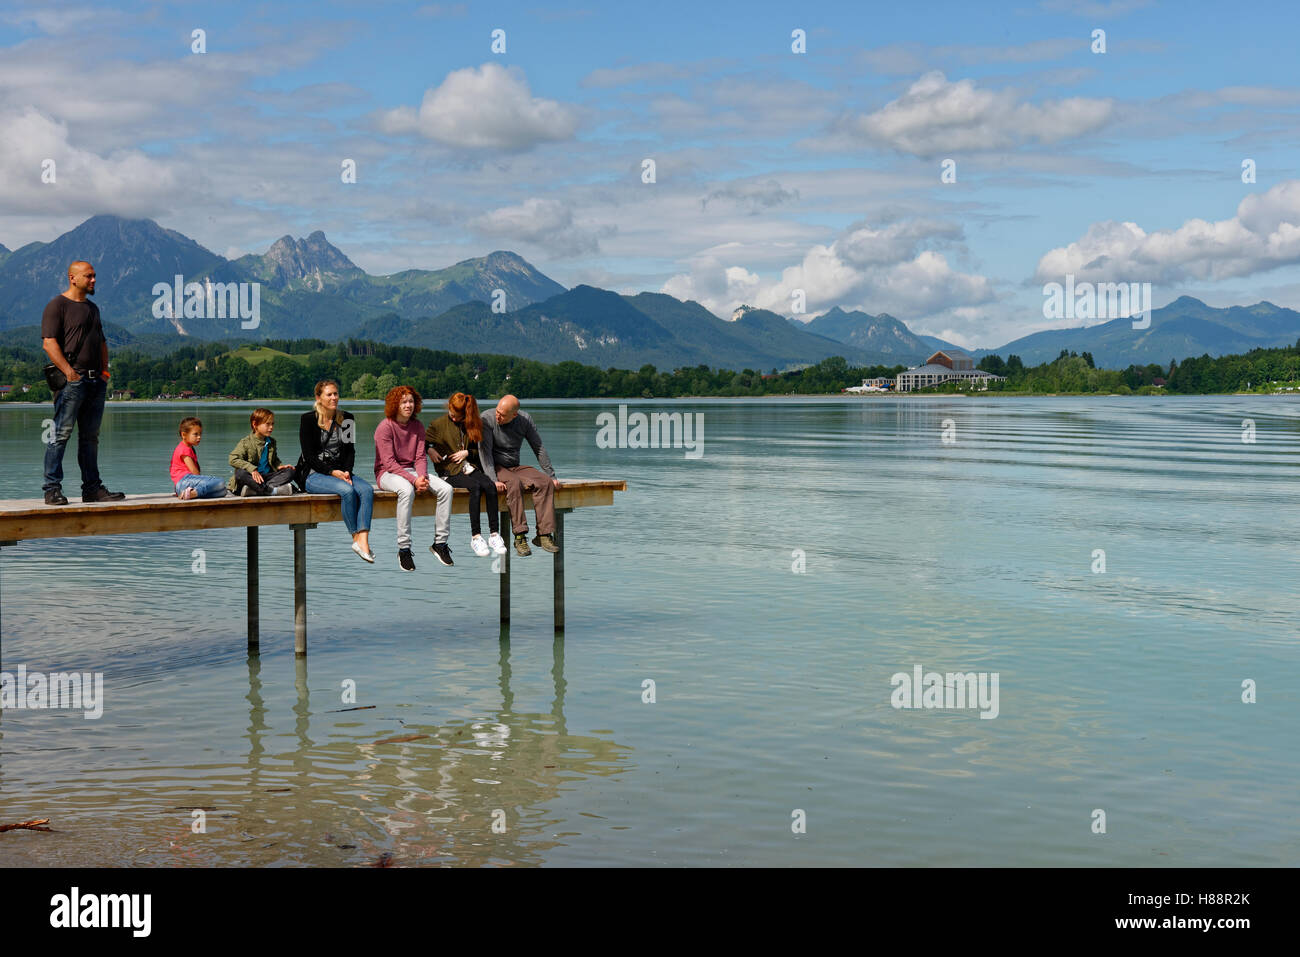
[3,216,1300,371]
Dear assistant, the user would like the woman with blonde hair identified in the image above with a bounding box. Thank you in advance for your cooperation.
[297,379,374,562]
[426,392,506,558]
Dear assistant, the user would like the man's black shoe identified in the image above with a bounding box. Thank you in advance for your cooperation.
[44,489,68,506]
[430,543,454,566]
[398,548,416,571]
[82,487,126,503]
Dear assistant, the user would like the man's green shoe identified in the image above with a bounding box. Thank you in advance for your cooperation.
[514,533,532,556]
[532,533,559,553]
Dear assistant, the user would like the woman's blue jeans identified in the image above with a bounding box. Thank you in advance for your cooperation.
[304,472,374,535]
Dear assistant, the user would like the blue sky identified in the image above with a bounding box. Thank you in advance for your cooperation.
[2,0,1299,348]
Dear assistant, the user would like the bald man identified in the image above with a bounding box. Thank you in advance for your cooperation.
[479,395,561,556]
[40,261,125,505]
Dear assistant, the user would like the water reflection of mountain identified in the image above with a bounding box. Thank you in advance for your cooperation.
[243,633,633,866]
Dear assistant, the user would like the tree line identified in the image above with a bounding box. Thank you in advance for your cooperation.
[5,337,1300,402]
[0,339,905,401]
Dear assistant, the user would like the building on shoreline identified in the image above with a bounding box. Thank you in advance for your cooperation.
[895,350,1005,392]
[845,377,892,393]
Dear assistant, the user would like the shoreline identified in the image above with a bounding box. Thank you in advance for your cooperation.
[2,390,1294,405]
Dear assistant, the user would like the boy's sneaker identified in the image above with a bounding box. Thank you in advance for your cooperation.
[532,533,559,553]
[398,548,415,571]
[487,532,507,555]
[44,488,68,506]
[430,542,454,566]
[513,533,531,557]
[240,486,254,497]
[272,483,293,495]
[470,535,490,557]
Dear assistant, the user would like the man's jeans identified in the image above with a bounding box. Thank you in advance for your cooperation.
[304,471,374,535]
[175,474,228,499]
[378,469,451,549]
[43,375,107,495]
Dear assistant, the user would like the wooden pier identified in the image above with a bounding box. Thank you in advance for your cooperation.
[0,480,626,655]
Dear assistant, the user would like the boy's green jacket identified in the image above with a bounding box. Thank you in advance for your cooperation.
[227,432,285,491]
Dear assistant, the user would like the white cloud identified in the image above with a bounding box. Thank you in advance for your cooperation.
[468,197,615,256]
[661,219,995,321]
[844,71,1112,155]
[1033,179,1300,284]
[377,63,579,150]
[0,107,177,216]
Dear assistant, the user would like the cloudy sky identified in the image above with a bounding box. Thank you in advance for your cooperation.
[2,0,1298,348]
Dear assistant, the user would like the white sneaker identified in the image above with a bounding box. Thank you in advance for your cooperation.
[487,532,507,555]
[471,534,490,557]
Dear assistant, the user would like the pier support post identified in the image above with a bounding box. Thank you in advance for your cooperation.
[0,541,15,671]
[290,523,316,656]
[499,510,510,624]
[247,527,259,653]
[553,510,566,633]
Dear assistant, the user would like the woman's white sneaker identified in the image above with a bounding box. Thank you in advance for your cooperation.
[471,534,490,557]
[487,532,507,555]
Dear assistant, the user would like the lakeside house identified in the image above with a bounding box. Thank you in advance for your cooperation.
[845,377,892,393]
[895,349,1005,393]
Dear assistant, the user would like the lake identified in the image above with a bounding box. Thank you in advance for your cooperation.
[0,395,1297,866]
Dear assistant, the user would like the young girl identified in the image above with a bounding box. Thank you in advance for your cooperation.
[298,379,374,562]
[170,417,229,499]
[426,392,506,557]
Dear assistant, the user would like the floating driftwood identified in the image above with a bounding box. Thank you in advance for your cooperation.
[0,818,52,832]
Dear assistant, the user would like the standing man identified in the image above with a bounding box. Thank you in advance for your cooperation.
[41,261,125,505]
[480,394,560,556]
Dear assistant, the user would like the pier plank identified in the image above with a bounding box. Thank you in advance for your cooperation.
[0,480,626,542]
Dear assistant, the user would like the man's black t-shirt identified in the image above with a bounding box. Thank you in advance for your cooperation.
[41,295,105,370]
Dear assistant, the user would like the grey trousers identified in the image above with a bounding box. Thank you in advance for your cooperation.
[379,469,452,548]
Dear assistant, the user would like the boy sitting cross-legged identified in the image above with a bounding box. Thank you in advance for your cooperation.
[228,407,297,496]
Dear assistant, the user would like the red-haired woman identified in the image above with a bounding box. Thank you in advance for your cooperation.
[374,385,454,571]
[426,392,506,558]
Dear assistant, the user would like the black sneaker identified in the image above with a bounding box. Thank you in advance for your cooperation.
[430,543,454,566]
[44,488,68,506]
[513,533,532,557]
[82,486,125,503]
[398,548,416,571]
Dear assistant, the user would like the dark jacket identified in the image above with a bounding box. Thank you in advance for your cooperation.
[425,413,486,477]
[297,409,357,487]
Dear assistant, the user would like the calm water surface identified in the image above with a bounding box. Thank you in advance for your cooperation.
[0,395,1297,866]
